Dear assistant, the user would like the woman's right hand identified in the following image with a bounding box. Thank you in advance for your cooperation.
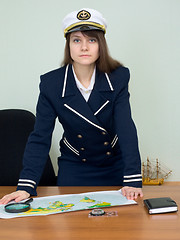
[0,190,30,205]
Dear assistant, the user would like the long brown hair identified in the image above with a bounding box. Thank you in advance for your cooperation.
[61,30,123,73]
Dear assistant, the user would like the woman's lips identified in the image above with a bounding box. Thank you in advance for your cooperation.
[79,55,91,57]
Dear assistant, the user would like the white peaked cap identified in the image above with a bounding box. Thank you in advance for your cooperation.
[62,8,107,37]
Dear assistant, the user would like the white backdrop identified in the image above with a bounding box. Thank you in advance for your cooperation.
[0,0,179,180]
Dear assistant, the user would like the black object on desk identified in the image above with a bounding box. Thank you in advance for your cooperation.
[144,197,178,214]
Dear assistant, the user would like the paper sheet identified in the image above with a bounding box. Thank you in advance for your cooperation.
[0,189,137,219]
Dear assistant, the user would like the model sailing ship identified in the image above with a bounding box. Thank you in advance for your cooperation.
[142,158,172,185]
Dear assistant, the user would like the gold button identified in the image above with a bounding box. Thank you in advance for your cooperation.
[104,142,109,146]
[80,147,85,151]
[82,158,87,162]
[106,152,111,156]
[102,131,106,135]
[77,134,83,138]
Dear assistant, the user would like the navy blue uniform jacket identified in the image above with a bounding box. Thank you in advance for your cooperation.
[17,64,142,195]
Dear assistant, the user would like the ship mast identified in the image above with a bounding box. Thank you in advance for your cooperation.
[156,158,159,179]
[147,157,150,178]
[142,162,145,181]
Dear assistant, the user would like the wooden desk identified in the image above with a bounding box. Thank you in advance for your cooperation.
[0,183,180,240]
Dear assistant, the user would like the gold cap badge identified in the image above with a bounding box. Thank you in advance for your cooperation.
[77,10,91,20]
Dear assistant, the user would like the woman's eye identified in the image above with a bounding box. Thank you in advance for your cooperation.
[74,39,80,43]
[89,39,96,43]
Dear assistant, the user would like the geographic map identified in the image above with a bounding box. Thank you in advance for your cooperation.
[0,190,136,219]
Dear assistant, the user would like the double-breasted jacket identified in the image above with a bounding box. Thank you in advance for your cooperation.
[17,64,142,195]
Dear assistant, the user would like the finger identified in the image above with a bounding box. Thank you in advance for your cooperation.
[139,191,143,198]
[125,191,131,200]
[134,191,139,199]
[122,189,130,197]
[129,191,135,200]
[134,189,143,198]
[121,188,126,196]
[0,196,7,205]
[0,193,16,205]
[134,189,143,199]
[0,191,29,205]
[15,192,30,202]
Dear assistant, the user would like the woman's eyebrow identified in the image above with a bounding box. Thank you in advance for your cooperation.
[71,34,81,38]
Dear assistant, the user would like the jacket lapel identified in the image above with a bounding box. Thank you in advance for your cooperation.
[61,65,113,132]
[87,69,114,115]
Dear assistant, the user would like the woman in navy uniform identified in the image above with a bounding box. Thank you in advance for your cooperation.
[0,8,143,204]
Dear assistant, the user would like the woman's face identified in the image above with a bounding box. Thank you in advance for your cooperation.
[69,31,99,67]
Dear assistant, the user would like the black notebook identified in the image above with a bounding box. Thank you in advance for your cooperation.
[144,197,178,214]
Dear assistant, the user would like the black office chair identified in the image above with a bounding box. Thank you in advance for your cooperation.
[0,109,57,186]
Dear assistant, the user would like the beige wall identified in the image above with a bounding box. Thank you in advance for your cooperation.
[0,0,179,180]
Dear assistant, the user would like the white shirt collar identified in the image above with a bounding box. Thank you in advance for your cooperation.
[72,66,96,91]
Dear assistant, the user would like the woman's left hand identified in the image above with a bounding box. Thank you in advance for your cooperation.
[121,186,143,200]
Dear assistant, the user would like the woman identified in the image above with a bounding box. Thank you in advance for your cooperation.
[0,8,143,204]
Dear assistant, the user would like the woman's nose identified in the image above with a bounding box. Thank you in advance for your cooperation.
[81,40,88,50]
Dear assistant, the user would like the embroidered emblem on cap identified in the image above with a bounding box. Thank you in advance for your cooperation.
[77,10,91,20]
